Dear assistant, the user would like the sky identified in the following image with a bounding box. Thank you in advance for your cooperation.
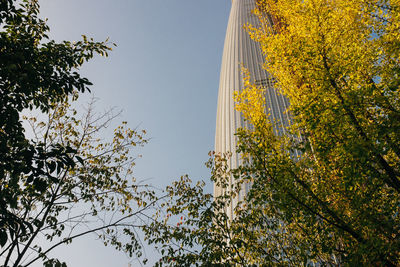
[32,0,231,266]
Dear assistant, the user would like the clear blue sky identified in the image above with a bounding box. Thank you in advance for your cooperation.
[35,0,231,266]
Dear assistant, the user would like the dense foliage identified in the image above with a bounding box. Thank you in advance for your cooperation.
[0,1,159,266]
[0,0,109,248]
[245,0,400,264]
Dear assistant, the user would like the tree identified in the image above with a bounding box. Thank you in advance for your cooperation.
[1,97,162,266]
[243,0,400,264]
[143,0,400,265]
[0,0,162,266]
[0,0,112,248]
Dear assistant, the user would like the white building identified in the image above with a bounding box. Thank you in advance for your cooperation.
[214,0,291,219]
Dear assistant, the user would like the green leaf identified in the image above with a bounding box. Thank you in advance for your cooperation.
[48,161,56,173]
[33,178,47,192]
[0,230,7,247]
[75,156,84,165]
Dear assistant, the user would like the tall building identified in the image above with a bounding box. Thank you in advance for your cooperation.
[214,0,291,219]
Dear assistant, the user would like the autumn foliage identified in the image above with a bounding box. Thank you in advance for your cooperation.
[145,0,400,266]
[235,0,400,264]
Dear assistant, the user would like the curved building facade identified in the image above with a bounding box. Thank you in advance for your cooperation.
[214,0,291,219]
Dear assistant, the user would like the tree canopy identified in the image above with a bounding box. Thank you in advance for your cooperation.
[2,0,400,265]
[143,0,400,265]
[0,0,111,246]
[0,1,160,266]
[245,0,400,263]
